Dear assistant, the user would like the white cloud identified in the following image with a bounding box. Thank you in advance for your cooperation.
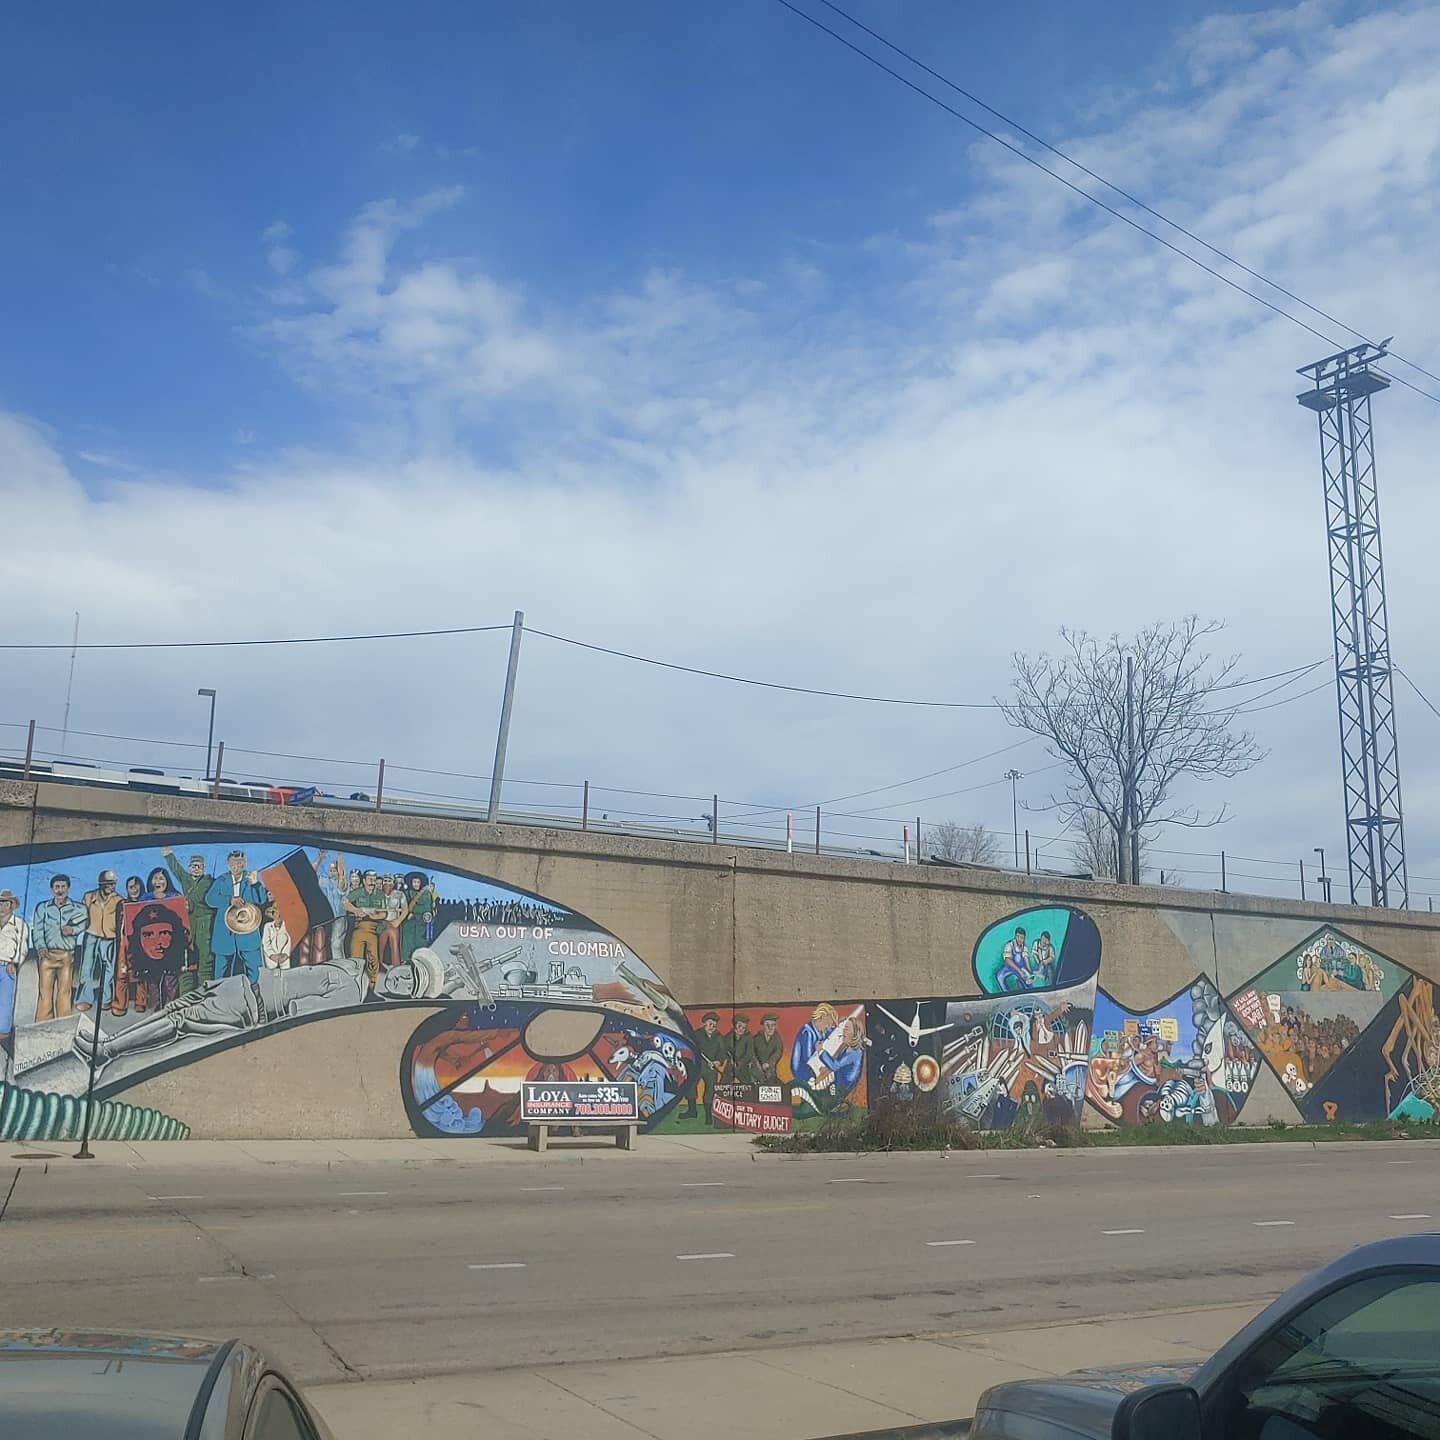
[7,2,1440,895]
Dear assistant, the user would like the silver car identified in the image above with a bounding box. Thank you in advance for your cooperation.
[972,1232,1440,1439]
[0,1329,335,1440]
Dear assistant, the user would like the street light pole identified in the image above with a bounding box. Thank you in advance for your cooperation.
[198,688,217,782]
[1004,769,1023,868]
[1314,847,1331,905]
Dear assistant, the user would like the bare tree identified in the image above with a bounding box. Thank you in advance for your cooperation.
[930,819,1002,866]
[1001,618,1265,884]
[1067,807,1186,886]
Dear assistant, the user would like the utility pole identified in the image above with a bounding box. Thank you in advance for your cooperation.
[486,611,524,824]
[1123,655,1137,884]
[1004,769,1022,868]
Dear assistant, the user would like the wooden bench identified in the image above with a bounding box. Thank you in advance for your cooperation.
[527,1120,639,1152]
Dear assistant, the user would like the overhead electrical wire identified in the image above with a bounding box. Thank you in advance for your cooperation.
[0,624,514,652]
[774,0,1440,408]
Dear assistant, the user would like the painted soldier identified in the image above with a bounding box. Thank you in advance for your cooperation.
[752,1012,784,1085]
[728,1012,757,1086]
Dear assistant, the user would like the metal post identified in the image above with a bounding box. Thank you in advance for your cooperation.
[815,806,821,855]
[903,824,911,865]
[198,688,217,782]
[1299,860,1307,901]
[582,781,590,831]
[210,741,225,799]
[1025,829,1031,874]
[1220,850,1227,894]
[486,610,525,824]
[711,794,718,843]
[22,719,35,780]
[74,948,110,1159]
[375,758,385,812]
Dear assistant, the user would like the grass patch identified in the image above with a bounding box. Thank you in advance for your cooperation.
[753,1099,1433,1153]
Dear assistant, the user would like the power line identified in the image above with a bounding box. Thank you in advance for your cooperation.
[1229,679,1331,715]
[774,0,1440,409]
[1397,666,1440,724]
[810,0,1440,397]
[0,624,514,652]
[524,626,1000,708]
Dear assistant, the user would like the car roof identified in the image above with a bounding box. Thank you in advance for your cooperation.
[1191,1232,1440,1394]
[0,1331,232,1440]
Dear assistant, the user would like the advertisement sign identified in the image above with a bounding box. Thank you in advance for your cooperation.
[519,1080,639,1122]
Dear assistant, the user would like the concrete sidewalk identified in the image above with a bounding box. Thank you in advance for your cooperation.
[12,1135,1440,1169]
[305,1302,1261,1440]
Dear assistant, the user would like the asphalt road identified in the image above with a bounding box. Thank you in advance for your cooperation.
[2,1143,1436,1386]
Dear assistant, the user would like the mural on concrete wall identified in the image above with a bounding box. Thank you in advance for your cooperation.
[655,1002,868,1135]
[1226,929,1400,1103]
[1087,981,1259,1126]
[2,830,1437,1139]
[402,1001,696,1137]
[0,831,692,1140]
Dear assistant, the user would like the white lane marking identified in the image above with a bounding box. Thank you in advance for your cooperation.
[682,1182,726,1188]
[149,1194,206,1201]
[1391,1214,1432,1220]
[926,1239,976,1247]
[1027,1194,1042,1199]
[826,1178,868,1184]
[468,1262,527,1270]
[1388,1160,1415,1165]
[521,1186,565,1192]
[1103,1229,1146,1236]
[338,1191,388,1197]
[676,1252,735,1261]
[198,1273,274,1283]
[969,1173,1005,1179]
[1253,1220,1296,1227]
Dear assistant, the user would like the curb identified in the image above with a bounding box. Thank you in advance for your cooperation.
[815,1421,970,1440]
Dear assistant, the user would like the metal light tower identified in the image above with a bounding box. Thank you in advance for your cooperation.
[1297,341,1407,909]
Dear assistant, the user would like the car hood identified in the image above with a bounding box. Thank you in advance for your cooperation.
[976,1363,1196,1438]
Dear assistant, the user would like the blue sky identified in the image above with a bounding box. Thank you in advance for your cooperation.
[5,1,1440,897]
[3,0,1273,473]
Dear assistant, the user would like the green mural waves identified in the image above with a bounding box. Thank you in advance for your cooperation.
[0,1082,189,1142]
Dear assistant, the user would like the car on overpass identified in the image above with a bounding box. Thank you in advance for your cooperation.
[0,1329,334,1439]
[969,1232,1440,1439]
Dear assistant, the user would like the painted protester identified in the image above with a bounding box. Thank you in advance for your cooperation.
[0,888,28,1049]
[30,874,86,1023]
[76,869,122,1012]
[205,851,268,984]
[162,847,216,989]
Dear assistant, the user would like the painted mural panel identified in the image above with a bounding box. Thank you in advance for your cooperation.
[867,999,948,1106]
[939,979,1096,1128]
[1289,977,1440,1124]
[972,905,1101,995]
[1087,980,1259,1125]
[0,833,687,1122]
[401,1002,695,1137]
[1226,928,1399,1103]
[654,1003,868,1133]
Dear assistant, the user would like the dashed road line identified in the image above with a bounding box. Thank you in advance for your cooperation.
[1253,1220,1296,1227]
[676,1252,735,1261]
[1102,1229,1146,1236]
[338,1191,388,1197]
[149,1195,206,1201]
[826,1178,869,1185]
[520,1186,565,1192]
[1390,1213,1432,1220]
[469,1262,527,1270]
[198,1273,274,1283]
[682,1182,726,1188]
[926,1239,976,1247]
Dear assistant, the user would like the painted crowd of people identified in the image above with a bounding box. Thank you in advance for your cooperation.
[0,848,447,1049]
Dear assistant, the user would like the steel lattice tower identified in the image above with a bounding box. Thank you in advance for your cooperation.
[1297,342,1407,908]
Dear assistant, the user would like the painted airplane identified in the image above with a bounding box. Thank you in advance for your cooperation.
[877,1003,957,1048]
